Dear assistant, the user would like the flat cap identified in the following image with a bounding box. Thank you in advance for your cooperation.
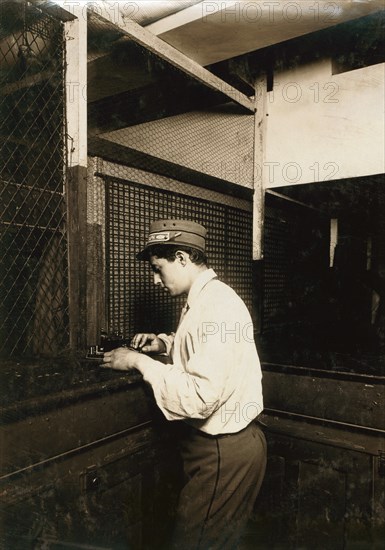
[137,219,207,260]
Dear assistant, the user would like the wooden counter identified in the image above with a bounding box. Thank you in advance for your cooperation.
[256,362,385,549]
[0,357,182,549]
[1,356,384,548]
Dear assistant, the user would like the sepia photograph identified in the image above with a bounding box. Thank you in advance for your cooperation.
[0,1,384,548]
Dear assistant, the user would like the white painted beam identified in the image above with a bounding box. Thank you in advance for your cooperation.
[252,75,267,260]
[90,13,255,113]
[64,4,87,167]
[147,1,385,66]
[124,19,255,111]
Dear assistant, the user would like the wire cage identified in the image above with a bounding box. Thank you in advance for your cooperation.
[105,176,254,337]
[84,4,257,345]
[87,156,254,342]
[0,1,69,357]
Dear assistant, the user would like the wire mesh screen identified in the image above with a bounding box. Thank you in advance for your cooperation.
[262,192,329,332]
[104,176,253,338]
[262,204,295,329]
[0,3,68,357]
[102,106,255,188]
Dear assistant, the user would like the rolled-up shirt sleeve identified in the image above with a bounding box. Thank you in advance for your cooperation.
[156,332,175,356]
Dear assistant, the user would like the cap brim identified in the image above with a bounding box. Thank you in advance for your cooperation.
[136,247,151,261]
[136,237,206,261]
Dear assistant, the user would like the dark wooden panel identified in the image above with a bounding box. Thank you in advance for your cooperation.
[253,415,385,549]
[262,366,385,431]
[297,461,346,549]
[1,423,181,549]
[67,164,88,351]
[0,382,153,476]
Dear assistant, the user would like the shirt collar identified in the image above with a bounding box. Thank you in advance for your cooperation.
[187,268,217,308]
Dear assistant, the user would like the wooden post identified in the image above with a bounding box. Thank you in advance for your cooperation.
[253,75,267,260]
[64,5,88,351]
[253,75,267,333]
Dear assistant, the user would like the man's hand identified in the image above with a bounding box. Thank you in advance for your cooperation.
[130,333,166,354]
[102,347,142,371]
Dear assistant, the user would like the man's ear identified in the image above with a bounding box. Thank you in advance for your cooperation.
[175,250,188,266]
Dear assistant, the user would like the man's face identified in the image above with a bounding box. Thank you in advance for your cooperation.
[149,255,187,297]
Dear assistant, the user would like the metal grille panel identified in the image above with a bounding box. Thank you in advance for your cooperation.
[105,177,253,338]
[0,3,68,357]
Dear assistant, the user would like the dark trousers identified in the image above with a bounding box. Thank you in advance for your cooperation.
[170,422,267,550]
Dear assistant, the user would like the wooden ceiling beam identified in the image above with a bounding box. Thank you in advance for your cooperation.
[89,11,255,114]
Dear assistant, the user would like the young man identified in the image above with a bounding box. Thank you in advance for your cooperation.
[103,219,266,550]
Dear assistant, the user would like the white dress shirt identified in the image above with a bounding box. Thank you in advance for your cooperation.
[141,268,264,435]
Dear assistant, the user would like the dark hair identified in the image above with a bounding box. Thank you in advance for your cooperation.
[148,244,208,266]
